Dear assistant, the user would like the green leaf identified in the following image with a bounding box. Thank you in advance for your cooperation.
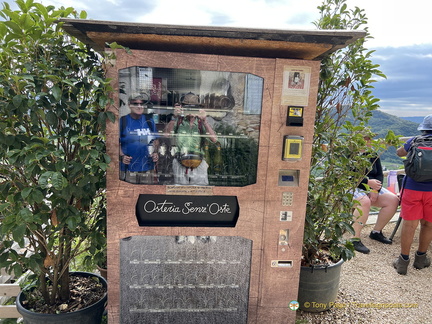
[30,189,44,204]
[12,224,27,242]
[12,263,23,278]
[0,252,10,267]
[22,13,35,30]
[89,149,99,159]
[51,172,67,189]
[0,22,7,38]
[38,171,54,188]
[18,208,33,222]
[46,110,58,127]
[97,111,106,125]
[51,85,62,101]
[4,20,22,34]
[12,95,23,108]
[106,111,116,123]
[66,215,78,230]
[21,187,32,199]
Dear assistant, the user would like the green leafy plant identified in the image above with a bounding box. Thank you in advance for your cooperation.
[303,0,400,266]
[0,0,114,311]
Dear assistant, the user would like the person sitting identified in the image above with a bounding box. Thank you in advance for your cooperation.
[352,137,399,254]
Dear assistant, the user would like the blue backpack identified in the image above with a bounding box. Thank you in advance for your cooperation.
[404,135,432,182]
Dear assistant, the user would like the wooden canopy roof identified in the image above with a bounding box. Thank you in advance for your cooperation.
[60,19,366,60]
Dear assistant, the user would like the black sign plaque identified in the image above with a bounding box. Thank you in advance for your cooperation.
[135,194,239,227]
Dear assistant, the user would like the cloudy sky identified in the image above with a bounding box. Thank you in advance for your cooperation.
[11,0,432,117]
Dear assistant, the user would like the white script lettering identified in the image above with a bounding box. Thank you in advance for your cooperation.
[143,200,231,216]
[143,200,181,213]
[209,203,231,215]
[182,202,208,214]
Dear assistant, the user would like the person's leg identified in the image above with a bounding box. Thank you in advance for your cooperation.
[372,192,399,232]
[417,191,432,252]
[418,219,432,252]
[395,189,426,274]
[413,219,432,269]
[393,219,419,274]
[352,195,371,237]
[399,189,423,255]
[413,192,432,269]
[370,191,400,244]
[352,194,371,254]
[400,219,420,255]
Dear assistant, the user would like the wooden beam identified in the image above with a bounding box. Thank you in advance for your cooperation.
[0,284,20,296]
[0,305,21,318]
[0,284,21,319]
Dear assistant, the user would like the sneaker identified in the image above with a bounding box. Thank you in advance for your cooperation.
[353,240,370,254]
[369,231,392,244]
[393,255,410,275]
[413,252,431,269]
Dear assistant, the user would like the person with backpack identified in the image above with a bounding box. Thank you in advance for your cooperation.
[165,102,218,185]
[119,94,159,184]
[393,114,432,275]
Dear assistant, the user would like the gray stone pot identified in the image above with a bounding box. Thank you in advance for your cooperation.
[298,259,344,312]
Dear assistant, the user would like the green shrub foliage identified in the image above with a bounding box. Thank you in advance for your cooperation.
[303,0,399,266]
[0,0,113,306]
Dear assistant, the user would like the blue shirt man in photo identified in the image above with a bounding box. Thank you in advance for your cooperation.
[120,94,159,184]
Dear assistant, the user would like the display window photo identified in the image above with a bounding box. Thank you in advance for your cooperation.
[118,67,263,187]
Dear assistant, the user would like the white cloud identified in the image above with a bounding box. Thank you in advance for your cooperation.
[406,54,432,59]
[346,0,432,48]
[34,0,432,48]
[137,0,320,30]
[26,0,432,117]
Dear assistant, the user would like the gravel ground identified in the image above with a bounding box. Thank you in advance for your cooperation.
[296,220,432,324]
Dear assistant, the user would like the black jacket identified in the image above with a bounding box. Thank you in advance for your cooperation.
[357,155,383,191]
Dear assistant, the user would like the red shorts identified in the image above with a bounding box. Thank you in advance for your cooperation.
[400,189,432,222]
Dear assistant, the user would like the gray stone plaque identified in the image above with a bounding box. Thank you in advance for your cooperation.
[120,235,252,324]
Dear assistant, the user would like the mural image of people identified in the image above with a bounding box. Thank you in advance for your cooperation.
[117,66,263,187]
[120,94,159,184]
[165,97,218,185]
[155,140,175,185]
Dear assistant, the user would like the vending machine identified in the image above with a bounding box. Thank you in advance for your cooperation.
[60,19,364,324]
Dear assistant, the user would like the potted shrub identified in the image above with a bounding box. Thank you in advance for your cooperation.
[298,0,399,312]
[0,1,113,321]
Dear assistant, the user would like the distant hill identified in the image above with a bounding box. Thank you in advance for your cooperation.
[368,110,419,169]
[400,116,424,124]
[369,110,419,138]
[343,110,419,169]
[326,109,420,169]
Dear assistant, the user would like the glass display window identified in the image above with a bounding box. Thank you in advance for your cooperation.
[118,67,263,187]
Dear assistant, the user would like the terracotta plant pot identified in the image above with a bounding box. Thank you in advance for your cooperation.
[97,265,108,281]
